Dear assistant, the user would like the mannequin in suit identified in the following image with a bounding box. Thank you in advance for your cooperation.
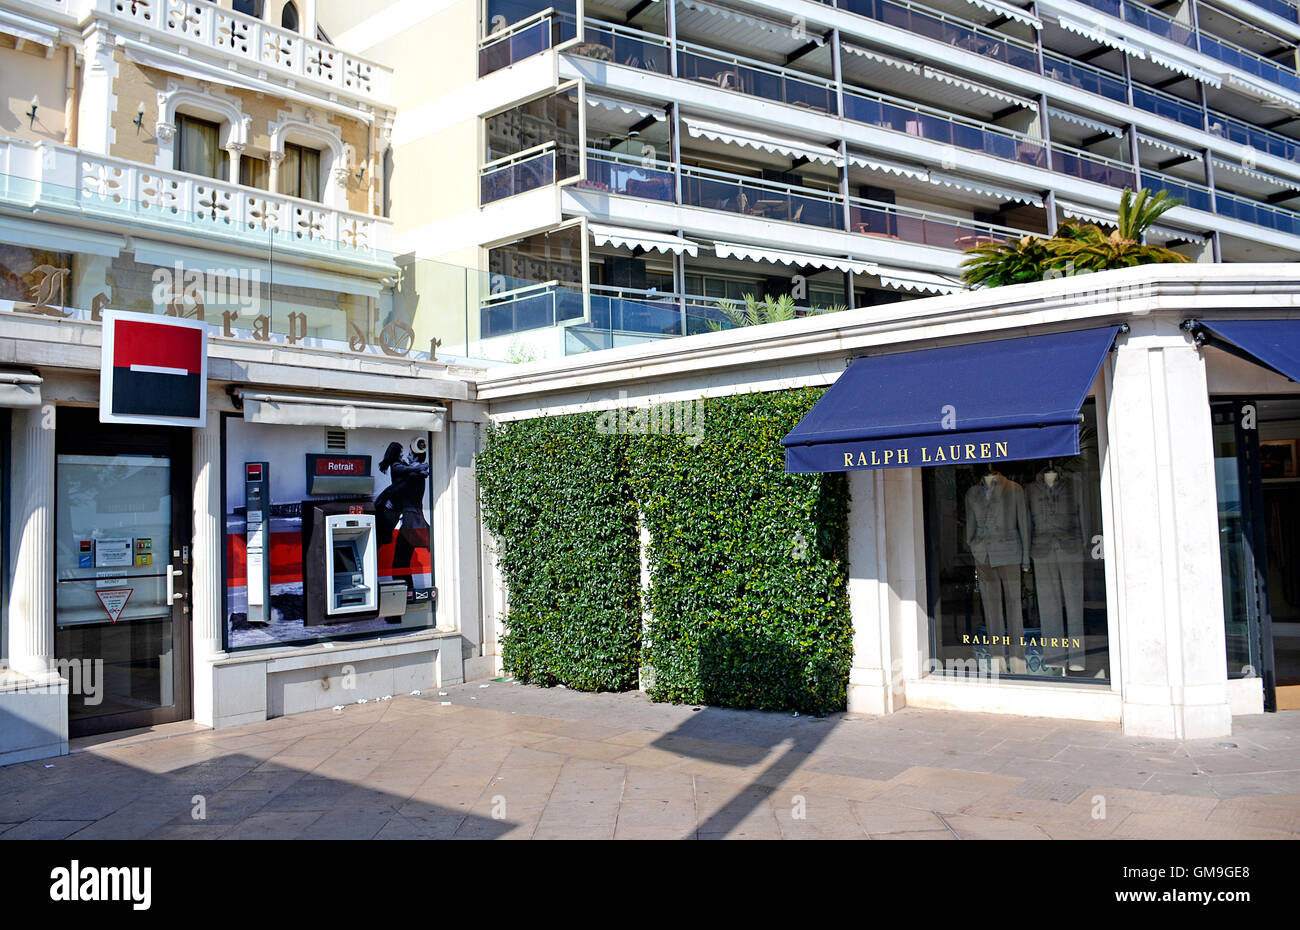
[965,468,1031,674]
[1028,464,1088,672]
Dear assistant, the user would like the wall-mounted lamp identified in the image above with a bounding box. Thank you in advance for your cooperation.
[354,164,366,183]
[133,101,146,134]
[26,96,38,130]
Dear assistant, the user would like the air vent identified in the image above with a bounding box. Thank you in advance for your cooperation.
[325,428,347,451]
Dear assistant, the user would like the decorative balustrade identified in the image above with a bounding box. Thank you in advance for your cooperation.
[30,0,392,104]
[1,139,392,257]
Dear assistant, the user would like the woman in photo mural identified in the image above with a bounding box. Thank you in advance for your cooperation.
[376,438,430,605]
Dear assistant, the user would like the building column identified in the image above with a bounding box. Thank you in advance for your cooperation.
[8,405,56,680]
[190,405,224,727]
[433,406,483,681]
[1105,317,1232,738]
[268,151,286,195]
[845,468,916,714]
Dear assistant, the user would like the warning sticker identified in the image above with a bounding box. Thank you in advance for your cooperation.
[96,588,133,623]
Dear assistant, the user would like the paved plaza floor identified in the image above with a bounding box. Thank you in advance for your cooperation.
[1,681,1298,839]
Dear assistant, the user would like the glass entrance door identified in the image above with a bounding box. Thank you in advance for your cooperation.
[1213,398,1300,712]
[54,411,192,737]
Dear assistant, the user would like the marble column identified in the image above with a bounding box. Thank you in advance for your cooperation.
[8,405,56,680]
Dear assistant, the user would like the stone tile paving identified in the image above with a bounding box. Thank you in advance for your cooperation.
[0,680,1297,839]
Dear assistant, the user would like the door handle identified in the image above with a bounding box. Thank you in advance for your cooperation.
[166,564,184,604]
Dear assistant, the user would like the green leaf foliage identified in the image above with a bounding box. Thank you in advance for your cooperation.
[475,389,854,716]
[628,390,853,716]
[476,414,643,691]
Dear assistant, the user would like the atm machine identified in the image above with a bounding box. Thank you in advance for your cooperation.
[302,501,379,624]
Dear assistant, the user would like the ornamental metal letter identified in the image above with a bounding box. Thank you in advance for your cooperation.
[16,265,71,318]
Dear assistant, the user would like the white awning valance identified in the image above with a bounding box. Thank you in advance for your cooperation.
[841,44,922,74]
[848,152,930,180]
[1224,73,1300,111]
[680,0,823,44]
[1055,15,1147,59]
[240,392,446,431]
[1048,107,1123,136]
[585,94,666,121]
[713,241,878,275]
[1147,51,1222,88]
[921,66,1038,110]
[961,0,1042,29]
[1058,199,1119,226]
[683,117,843,166]
[875,267,963,294]
[1139,134,1203,159]
[927,172,1044,206]
[1212,157,1292,187]
[590,223,699,257]
[0,371,42,409]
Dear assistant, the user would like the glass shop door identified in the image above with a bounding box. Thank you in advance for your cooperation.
[54,410,192,737]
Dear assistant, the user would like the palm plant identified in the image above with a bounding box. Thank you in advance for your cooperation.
[960,188,1192,289]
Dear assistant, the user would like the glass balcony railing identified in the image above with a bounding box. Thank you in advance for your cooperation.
[1208,111,1300,164]
[843,88,1050,168]
[1054,144,1137,188]
[578,19,671,73]
[839,0,1040,72]
[589,285,686,336]
[479,8,576,76]
[1132,84,1203,130]
[849,199,1017,248]
[1241,0,1299,22]
[579,151,676,199]
[1199,34,1300,96]
[1043,54,1129,103]
[1214,189,1300,236]
[480,277,585,338]
[1122,2,1196,50]
[680,165,843,229]
[480,146,558,204]
[1144,170,1214,212]
[676,43,838,114]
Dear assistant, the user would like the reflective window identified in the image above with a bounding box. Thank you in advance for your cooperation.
[923,402,1110,681]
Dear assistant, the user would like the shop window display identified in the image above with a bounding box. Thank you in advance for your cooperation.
[922,402,1109,682]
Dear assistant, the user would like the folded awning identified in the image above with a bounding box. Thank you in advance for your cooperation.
[1224,73,1300,111]
[1048,107,1122,136]
[590,223,699,257]
[848,152,930,180]
[239,391,446,431]
[0,371,42,409]
[1212,157,1290,186]
[841,44,922,74]
[875,267,963,295]
[680,0,823,44]
[1058,199,1119,226]
[927,172,1044,206]
[960,0,1042,29]
[782,326,1120,473]
[1188,319,1300,383]
[712,241,877,275]
[921,67,1038,110]
[1138,134,1202,159]
[683,117,842,166]
[1055,16,1147,59]
[585,94,666,121]
[1147,50,1222,88]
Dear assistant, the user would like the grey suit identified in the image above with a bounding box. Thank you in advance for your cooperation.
[965,475,1030,653]
[1029,472,1088,667]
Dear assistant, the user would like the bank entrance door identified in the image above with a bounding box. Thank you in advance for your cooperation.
[54,409,192,737]
[1213,399,1300,712]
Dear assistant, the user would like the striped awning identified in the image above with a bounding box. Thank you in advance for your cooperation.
[1056,15,1147,59]
[875,267,964,294]
[683,117,843,166]
[590,223,699,257]
[713,241,878,275]
[960,0,1042,29]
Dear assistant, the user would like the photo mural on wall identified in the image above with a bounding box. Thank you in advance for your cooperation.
[222,418,436,649]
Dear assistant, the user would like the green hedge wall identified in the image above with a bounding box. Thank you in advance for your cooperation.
[475,414,643,692]
[629,390,852,715]
[475,389,854,715]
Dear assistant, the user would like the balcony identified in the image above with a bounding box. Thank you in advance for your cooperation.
[481,145,558,205]
[580,149,1038,252]
[479,8,578,77]
[0,139,393,260]
[1143,167,1300,236]
[838,0,1040,73]
[49,0,394,105]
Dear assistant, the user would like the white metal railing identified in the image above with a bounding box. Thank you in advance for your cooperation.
[31,0,393,104]
[0,138,392,256]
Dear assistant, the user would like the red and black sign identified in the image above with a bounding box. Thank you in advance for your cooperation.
[99,311,207,426]
[304,453,374,496]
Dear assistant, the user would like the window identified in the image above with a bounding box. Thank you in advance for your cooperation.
[281,0,299,31]
[239,155,270,190]
[233,0,264,15]
[281,143,321,201]
[922,402,1110,682]
[175,114,226,180]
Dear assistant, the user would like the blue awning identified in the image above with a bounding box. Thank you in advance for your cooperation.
[1194,319,1300,384]
[783,326,1120,473]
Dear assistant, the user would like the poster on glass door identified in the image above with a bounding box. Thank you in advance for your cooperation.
[223,419,436,649]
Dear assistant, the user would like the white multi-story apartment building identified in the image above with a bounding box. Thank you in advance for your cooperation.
[322,0,1300,357]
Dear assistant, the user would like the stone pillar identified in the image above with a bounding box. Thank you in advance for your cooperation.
[846,468,907,714]
[190,404,225,727]
[268,151,285,195]
[434,406,486,682]
[225,142,245,186]
[8,405,56,680]
[1105,316,1232,739]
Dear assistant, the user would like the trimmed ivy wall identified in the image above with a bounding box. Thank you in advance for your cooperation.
[476,389,853,715]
